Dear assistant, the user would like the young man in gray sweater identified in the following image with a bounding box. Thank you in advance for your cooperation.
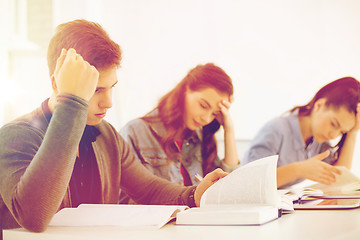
[0,19,226,235]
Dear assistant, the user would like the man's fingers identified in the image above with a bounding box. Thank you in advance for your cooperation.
[205,168,228,183]
[54,48,67,76]
[64,48,78,62]
[53,47,99,101]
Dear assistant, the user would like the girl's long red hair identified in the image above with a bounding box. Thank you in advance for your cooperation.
[143,63,233,174]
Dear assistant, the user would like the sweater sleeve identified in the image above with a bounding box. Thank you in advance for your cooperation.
[0,94,88,232]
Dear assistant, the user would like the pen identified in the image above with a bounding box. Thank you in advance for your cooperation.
[195,173,203,182]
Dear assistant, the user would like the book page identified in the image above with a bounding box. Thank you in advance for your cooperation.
[310,166,360,193]
[334,167,360,184]
[176,205,279,225]
[49,204,188,229]
[200,155,279,207]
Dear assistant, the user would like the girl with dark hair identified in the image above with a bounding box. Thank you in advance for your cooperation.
[119,63,239,195]
[243,77,360,188]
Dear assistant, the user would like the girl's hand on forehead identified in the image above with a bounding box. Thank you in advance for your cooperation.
[220,99,231,109]
[216,99,233,131]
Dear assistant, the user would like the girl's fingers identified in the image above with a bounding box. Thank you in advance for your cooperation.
[222,100,231,108]
[218,100,231,111]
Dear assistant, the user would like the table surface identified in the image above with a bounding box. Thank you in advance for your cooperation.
[4,208,360,240]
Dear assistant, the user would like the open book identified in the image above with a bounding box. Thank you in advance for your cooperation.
[49,204,188,229]
[285,167,360,204]
[284,188,322,203]
[176,155,293,226]
[297,166,360,199]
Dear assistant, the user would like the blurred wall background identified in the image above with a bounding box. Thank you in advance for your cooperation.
[1,0,360,173]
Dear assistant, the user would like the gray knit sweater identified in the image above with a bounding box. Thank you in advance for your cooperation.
[0,94,194,234]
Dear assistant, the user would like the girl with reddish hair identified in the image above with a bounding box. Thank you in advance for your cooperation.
[119,63,239,196]
[243,77,360,188]
[0,20,229,234]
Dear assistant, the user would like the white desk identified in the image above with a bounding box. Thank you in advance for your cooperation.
[4,209,360,240]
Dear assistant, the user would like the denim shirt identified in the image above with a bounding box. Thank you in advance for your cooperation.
[119,115,205,187]
[242,110,336,188]
[119,109,240,189]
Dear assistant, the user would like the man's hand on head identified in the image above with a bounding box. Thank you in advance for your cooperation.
[53,48,99,101]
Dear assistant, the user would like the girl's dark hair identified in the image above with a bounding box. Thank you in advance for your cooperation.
[143,63,233,174]
[290,77,360,158]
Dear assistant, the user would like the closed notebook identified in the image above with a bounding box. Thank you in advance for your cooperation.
[176,155,291,226]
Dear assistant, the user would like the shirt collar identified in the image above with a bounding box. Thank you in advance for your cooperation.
[80,125,101,144]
